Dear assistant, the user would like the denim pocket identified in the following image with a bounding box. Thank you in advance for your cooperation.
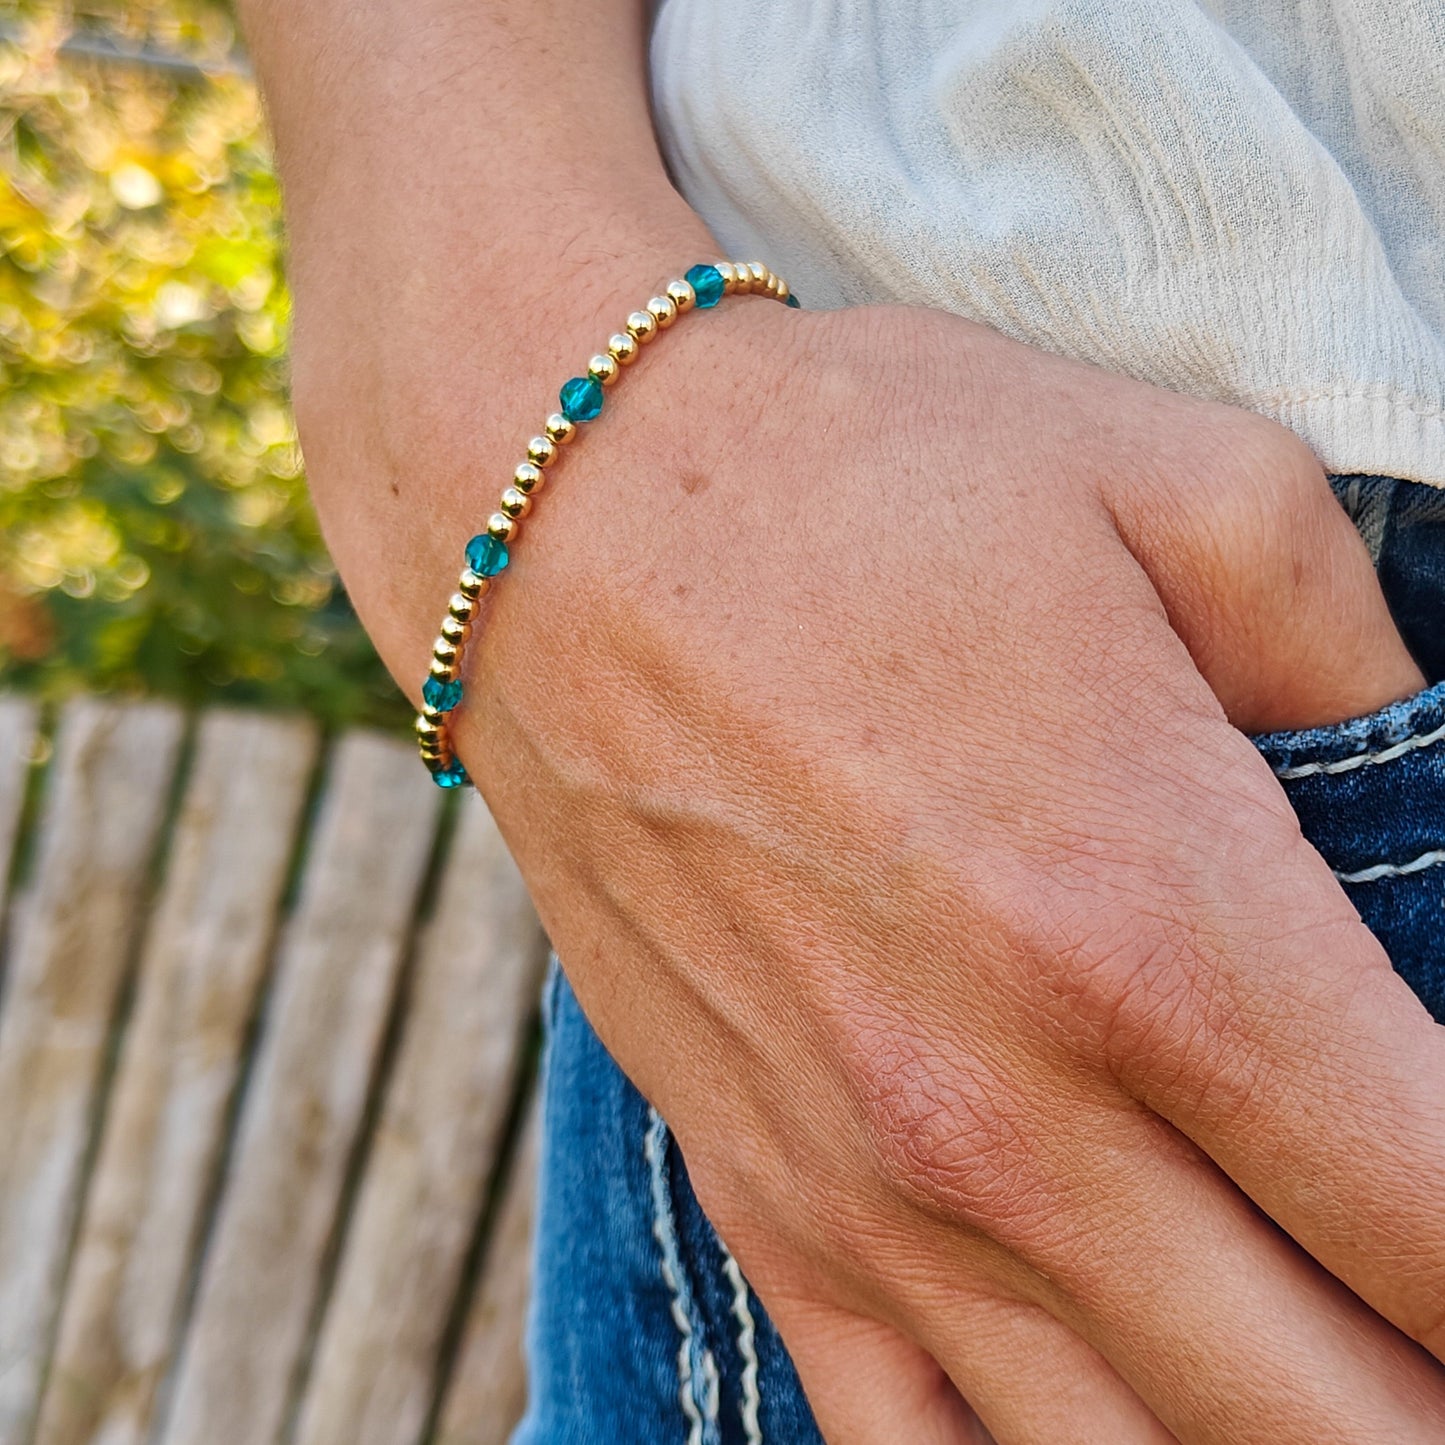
[1253,682,1445,1021]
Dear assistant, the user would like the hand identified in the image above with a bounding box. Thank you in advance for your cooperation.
[302,294,1444,1442]
[235,0,1438,1430]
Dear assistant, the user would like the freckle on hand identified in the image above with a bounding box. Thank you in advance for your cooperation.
[680,470,711,496]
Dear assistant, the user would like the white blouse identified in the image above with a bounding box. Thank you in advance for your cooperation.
[651,0,1445,487]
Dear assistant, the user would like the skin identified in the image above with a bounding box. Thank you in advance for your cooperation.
[237,1,1445,1439]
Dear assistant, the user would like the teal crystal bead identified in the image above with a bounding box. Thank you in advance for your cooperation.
[431,760,470,789]
[560,375,604,423]
[685,263,725,309]
[785,293,801,308]
[465,532,509,576]
[422,675,463,712]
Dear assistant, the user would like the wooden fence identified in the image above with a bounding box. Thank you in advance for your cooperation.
[0,696,548,1445]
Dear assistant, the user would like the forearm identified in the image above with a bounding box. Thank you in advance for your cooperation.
[234,0,721,684]
[236,0,708,314]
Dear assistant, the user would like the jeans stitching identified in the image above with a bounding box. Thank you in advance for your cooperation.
[645,1108,720,1443]
[1335,848,1445,885]
[542,954,562,1030]
[720,1248,764,1445]
[1273,720,1445,779]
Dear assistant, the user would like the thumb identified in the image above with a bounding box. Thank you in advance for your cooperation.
[1104,433,1424,734]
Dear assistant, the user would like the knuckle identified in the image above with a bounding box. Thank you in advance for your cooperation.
[1191,422,1332,579]
[1192,405,1325,511]
[1128,408,1327,575]
[843,1021,1055,1240]
[1225,410,1325,493]
[1029,886,1226,1095]
[1107,934,1212,1068]
[1032,852,1370,1126]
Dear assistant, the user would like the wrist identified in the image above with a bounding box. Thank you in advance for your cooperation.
[436,277,812,770]
[298,246,807,725]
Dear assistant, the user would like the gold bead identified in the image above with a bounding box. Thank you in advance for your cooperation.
[545,412,577,444]
[421,704,445,725]
[457,568,489,600]
[447,592,476,623]
[715,261,737,294]
[440,615,469,644]
[607,331,640,366]
[646,294,678,328]
[626,309,658,343]
[665,279,696,313]
[420,746,450,770]
[748,262,768,290]
[527,434,558,468]
[774,275,790,302]
[500,486,532,519]
[428,656,457,681]
[415,715,441,743]
[433,636,459,667]
[487,511,516,543]
[730,261,753,294]
[513,461,545,495]
[587,352,620,387]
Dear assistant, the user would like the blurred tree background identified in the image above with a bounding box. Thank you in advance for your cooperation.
[0,0,406,730]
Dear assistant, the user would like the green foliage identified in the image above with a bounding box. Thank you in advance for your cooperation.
[0,4,407,730]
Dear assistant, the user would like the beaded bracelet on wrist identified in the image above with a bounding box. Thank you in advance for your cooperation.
[414,259,798,788]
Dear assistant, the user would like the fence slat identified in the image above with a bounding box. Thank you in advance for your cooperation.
[0,699,186,1441]
[32,711,320,1445]
[156,733,441,1445]
[433,1102,540,1445]
[0,697,38,920]
[292,795,547,1445]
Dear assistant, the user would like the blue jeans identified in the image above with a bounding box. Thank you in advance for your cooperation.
[514,476,1445,1444]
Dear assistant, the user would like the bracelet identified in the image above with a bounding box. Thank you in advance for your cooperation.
[414,259,798,788]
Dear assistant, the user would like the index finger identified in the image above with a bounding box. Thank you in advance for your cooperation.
[1087,716,1445,1357]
